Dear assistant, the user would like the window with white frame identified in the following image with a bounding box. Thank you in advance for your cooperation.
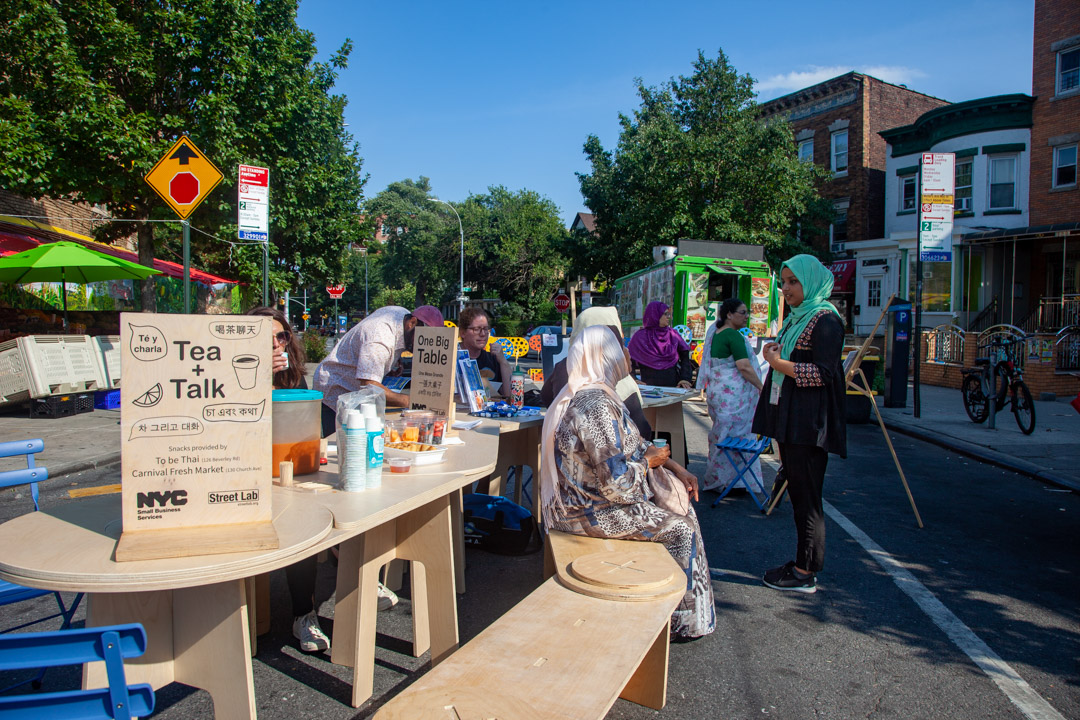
[1053,145,1077,188]
[831,130,848,174]
[1059,47,1080,95]
[988,155,1017,209]
[830,201,848,250]
[900,175,917,212]
[867,278,882,307]
[955,159,973,212]
[798,139,813,163]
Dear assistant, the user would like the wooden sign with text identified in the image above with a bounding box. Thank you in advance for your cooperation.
[116,313,278,561]
[409,325,458,425]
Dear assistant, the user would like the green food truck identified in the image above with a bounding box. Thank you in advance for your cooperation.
[612,240,780,348]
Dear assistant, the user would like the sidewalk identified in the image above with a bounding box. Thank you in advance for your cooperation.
[874,383,1080,493]
[2,375,1077,495]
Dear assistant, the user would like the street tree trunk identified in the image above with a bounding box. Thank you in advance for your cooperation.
[137,221,157,313]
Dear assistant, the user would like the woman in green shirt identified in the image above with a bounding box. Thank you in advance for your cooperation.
[699,298,764,494]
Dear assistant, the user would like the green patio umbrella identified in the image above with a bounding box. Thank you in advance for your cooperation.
[0,240,162,330]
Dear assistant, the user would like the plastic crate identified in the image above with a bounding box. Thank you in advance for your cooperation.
[94,388,121,410]
[0,336,106,404]
[30,392,94,419]
[94,335,122,389]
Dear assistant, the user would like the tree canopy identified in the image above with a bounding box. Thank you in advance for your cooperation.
[574,49,827,281]
[0,0,365,310]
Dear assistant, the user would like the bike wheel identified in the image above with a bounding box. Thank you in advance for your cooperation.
[1012,381,1036,435]
[962,374,989,423]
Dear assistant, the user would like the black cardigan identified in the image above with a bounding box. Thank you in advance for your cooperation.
[752,311,846,458]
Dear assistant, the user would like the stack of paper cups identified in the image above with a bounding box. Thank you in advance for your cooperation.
[362,404,383,489]
[343,409,367,492]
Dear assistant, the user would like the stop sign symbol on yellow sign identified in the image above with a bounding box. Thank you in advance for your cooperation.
[144,136,223,219]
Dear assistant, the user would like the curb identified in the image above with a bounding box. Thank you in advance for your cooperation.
[49,453,122,480]
[880,418,1080,494]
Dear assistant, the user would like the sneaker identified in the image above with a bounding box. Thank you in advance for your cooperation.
[763,560,795,585]
[377,582,399,611]
[292,611,330,652]
[762,564,817,594]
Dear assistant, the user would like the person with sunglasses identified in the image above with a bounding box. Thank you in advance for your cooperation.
[249,305,307,391]
[314,304,444,435]
[457,307,512,397]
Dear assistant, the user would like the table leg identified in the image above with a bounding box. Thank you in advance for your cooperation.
[451,488,466,594]
[85,581,257,720]
[397,495,458,666]
[646,404,688,466]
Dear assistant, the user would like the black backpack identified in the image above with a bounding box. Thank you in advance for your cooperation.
[462,493,540,555]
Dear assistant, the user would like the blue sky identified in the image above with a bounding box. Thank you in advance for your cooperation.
[296,0,1036,226]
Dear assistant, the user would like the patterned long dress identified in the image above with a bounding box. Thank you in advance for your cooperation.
[548,388,716,639]
[702,332,764,497]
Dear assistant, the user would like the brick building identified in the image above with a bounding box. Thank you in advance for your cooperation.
[759,72,949,255]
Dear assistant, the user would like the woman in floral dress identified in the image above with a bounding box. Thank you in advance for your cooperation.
[540,326,716,640]
[700,298,764,494]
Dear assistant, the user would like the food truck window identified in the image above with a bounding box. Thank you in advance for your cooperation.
[707,271,739,302]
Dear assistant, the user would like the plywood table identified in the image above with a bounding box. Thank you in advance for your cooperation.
[479,415,545,513]
[640,387,697,466]
[0,427,501,718]
[0,489,333,720]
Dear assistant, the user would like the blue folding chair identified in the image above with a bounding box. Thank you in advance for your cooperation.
[0,623,154,720]
[0,439,84,691]
[711,435,771,511]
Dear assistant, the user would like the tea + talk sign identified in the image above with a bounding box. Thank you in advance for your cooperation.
[117,313,278,561]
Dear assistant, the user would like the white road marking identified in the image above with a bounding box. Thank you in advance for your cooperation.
[825,500,1066,720]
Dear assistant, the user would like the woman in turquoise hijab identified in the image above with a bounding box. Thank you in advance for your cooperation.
[752,254,846,595]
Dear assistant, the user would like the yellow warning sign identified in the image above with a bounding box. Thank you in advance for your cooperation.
[144,136,224,219]
[920,194,954,205]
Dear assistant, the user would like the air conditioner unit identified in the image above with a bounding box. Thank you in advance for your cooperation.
[955,197,972,212]
[830,242,845,254]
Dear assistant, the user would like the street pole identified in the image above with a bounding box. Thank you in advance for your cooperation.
[432,198,465,315]
[364,252,369,316]
[303,288,308,331]
[182,220,191,314]
[262,241,269,307]
[914,166,922,419]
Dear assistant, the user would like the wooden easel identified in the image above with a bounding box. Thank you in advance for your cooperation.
[764,295,923,528]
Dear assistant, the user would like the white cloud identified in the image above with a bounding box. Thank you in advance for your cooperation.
[757,65,927,95]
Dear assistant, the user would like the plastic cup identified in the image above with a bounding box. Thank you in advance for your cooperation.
[403,421,420,443]
[386,420,406,444]
[653,438,668,448]
[389,457,412,473]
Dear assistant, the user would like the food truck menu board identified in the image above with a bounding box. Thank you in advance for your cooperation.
[117,313,276,560]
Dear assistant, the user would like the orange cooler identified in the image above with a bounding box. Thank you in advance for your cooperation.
[271,389,323,477]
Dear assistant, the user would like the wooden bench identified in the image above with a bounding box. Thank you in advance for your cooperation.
[374,530,685,719]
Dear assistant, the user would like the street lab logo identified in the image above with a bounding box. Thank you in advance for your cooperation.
[207,489,260,506]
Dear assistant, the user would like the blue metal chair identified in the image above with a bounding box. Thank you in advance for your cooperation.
[710,435,771,511]
[0,623,154,720]
[0,439,84,691]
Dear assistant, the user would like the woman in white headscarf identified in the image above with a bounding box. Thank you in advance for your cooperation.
[539,306,651,437]
[540,326,716,640]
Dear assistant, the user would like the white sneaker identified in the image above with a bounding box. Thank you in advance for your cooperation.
[292,611,330,652]
[377,582,399,611]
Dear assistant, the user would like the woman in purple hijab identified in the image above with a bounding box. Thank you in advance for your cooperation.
[628,302,694,388]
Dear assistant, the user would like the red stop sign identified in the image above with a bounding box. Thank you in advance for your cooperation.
[169,172,200,204]
[553,294,571,313]
[326,285,346,299]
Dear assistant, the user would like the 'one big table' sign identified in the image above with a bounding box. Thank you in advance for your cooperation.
[118,313,276,560]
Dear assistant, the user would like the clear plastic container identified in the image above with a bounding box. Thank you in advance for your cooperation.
[388,457,412,473]
[272,389,323,476]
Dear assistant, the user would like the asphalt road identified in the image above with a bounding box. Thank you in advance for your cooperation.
[0,402,1077,719]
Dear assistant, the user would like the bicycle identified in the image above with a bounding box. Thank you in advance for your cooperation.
[960,337,1036,434]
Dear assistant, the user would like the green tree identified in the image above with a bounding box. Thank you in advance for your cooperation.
[461,186,569,316]
[575,49,826,281]
[365,178,455,306]
[0,0,364,311]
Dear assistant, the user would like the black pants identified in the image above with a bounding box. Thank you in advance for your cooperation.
[285,555,317,617]
[321,402,337,439]
[778,442,828,573]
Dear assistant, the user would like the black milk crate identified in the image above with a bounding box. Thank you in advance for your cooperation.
[31,392,94,419]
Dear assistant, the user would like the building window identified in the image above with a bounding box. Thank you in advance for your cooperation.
[1059,47,1080,95]
[955,159,973,212]
[867,278,881,307]
[900,175,917,212]
[1053,145,1077,188]
[798,139,813,163]
[988,156,1017,210]
[831,130,848,175]
[830,203,848,251]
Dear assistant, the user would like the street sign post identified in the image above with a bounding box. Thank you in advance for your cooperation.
[913,152,956,419]
[327,286,345,339]
[553,294,571,313]
[144,136,224,314]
